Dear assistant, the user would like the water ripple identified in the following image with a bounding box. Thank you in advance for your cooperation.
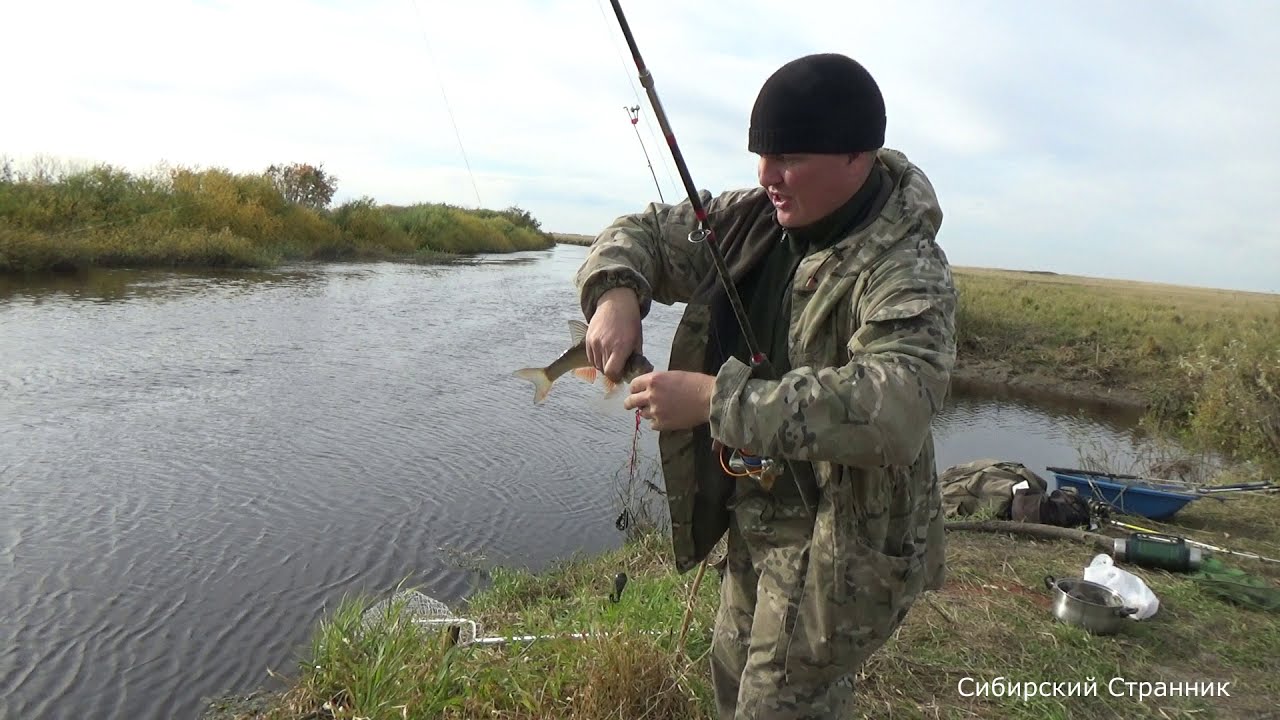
[0,249,1167,720]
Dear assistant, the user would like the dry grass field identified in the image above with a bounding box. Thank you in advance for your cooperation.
[952,267,1278,476]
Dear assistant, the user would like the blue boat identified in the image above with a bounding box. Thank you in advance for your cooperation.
[1046,467,1202,520]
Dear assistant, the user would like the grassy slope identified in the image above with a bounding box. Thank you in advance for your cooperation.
[952,267,1279,476]
[208,489,1280,720]
[953,267,1279,391]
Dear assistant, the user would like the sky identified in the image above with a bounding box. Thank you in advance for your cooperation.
[3,0,1278,293]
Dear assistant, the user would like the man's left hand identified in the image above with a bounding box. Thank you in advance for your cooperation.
[623,371,716,431]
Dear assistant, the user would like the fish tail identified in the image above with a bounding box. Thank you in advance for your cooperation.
[513,367,554,404]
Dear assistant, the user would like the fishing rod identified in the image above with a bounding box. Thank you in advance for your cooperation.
[1110,520,1280,565]
[606,0,816,517]
[606,2,759,363]
[624,105,665,203]
[593,0,679,198]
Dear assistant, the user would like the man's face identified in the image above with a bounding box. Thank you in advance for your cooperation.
[757,152,866,228]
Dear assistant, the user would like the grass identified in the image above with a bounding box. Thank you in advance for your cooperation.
[205,486,1280,720]
[232,530,719,720]
[0,160,555,272]
[953,267,1280,477]
[551,232,594,247]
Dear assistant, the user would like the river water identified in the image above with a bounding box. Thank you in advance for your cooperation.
[1,244,1154,719]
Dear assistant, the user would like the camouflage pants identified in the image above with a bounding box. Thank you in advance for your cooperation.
[710,487,923,720]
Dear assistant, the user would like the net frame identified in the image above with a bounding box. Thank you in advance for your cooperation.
[360,589,481,646]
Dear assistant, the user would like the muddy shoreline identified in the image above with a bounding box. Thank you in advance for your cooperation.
[950,359,1148,424]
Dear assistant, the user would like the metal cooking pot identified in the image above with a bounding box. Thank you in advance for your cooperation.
[1044,575,1137,635]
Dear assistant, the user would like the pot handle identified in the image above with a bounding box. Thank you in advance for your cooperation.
[1114,606,1138,617]
[1043,575,1057,591]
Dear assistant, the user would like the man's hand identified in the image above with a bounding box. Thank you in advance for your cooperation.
[623,370,716,431]
[586,287,643,381]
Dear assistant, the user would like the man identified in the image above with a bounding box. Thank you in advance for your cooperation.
[574,52,957,719]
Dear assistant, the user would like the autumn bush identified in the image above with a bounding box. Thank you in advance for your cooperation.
[0,159,553,271]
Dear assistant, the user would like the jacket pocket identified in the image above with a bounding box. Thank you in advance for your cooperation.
[830,480,923,638]
[837,538,921,663]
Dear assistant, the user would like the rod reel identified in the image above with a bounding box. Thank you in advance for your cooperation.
[720,445,783,490]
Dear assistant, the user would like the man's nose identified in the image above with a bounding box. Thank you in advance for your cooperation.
[758,157,783,187]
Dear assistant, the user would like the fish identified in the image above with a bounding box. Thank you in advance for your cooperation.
[513,319,654,404]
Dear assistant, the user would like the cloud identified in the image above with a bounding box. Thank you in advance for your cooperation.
[2,0,1276,292]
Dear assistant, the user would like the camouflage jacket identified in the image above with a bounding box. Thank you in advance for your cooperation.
[575,149,957,589]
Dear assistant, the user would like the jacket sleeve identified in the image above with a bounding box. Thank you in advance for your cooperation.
[574,189,755,320]
[707,236,957,468]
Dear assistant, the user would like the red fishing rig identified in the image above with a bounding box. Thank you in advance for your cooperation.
[625,104,665,203]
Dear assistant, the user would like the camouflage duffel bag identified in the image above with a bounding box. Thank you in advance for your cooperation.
[939,459,1047,519]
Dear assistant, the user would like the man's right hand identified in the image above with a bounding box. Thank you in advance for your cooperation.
[586,287,643,381]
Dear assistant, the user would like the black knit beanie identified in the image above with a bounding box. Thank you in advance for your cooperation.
[748,53,885,154]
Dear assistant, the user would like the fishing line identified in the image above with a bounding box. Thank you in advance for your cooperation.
[408,0,483,209]
[624,104,665,203]
[593,0,678,201]
[605,0,808,495]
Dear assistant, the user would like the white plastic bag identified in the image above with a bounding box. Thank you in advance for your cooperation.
[1083,554,1160,620]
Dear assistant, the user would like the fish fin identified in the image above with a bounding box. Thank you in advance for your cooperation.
[568,319,588,345]
[572,366,598,384]
[512,368,553,404]
[602,375,621,396]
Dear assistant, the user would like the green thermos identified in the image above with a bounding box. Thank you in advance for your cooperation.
[1113,532,1202,572]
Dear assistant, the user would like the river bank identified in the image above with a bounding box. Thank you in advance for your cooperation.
[951,266,1279,479]
[950,358,1146,414]
[191,257,1279,719]
[202,491,1280,720]
[0,162,555,273]
[551,232,594,246]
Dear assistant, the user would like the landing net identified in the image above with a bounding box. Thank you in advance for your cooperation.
[359,588,480,646]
